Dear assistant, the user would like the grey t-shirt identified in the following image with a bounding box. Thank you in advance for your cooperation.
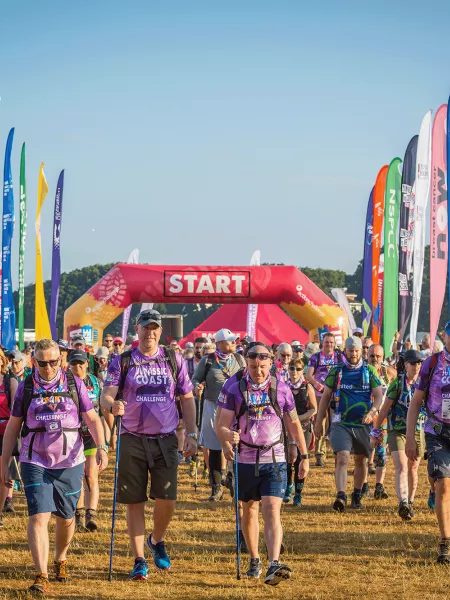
[192,353,245,402]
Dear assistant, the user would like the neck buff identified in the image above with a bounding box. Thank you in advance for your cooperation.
[289,377,304,390]
[215,350,234,377]
[35,368,61,386]
[245,371,271,391]
[342,355,363,370]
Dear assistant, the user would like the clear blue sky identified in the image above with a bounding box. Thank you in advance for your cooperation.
[1,0,448,287]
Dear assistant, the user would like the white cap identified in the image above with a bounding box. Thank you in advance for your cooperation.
[96,346,109,359]
[291,340,301,347]
[215,328,240,343]
[352,328,364,335]
[185,342,194,349]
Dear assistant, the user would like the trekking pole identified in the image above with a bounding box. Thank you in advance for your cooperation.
[193,453,199,492]
[108,416,122,582]
[233,446,241,581]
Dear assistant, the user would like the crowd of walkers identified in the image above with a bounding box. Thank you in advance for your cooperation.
[1,310,450,594]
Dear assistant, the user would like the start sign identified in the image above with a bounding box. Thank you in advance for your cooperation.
[164,270,250,297]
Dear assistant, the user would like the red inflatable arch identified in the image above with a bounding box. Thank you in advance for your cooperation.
[64,264,347,348]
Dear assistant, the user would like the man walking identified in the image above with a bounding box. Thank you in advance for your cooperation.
[314,336,383,511]
[101,308,197,580]
[216,342,309,586]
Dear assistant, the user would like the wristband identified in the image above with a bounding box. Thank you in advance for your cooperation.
[288,441,297,446]
[370,428,383,439]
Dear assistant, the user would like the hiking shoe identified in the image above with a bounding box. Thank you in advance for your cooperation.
[208,484,223,502]
[428,490,436,510]
[333,493,347,513]
[29,574,50,595]
[85,509,98,532]
[408,501,415,518]
[129,558,149,580]
[374,484,388,500]
[245,557,262,578]
[283,483,295,503]
[146,536,171,570]
[293,493,302,507]
[264,561,292,586]
[351,492,363,510]
[75,510,88,533]
[368,463,376,475]
[361,483,370,498]
[3,497,14,513]
[437,539,450,564]
[315,457,325,467]
[240,532,249,554]
[53,560,69,582]
[398,500,412,521]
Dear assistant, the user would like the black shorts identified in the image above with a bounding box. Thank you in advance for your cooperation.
[82,435,96,452]
[117,433,178,503]
[0,434,20,457]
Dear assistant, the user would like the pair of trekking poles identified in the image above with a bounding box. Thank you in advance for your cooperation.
[107,417,241,582]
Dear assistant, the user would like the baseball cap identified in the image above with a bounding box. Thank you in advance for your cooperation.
[291,340,301,347]
[113,336,124,345]
[404,349,423,363]
[71,336,86,346]
[215,328,240,343]
[185,342,194,349]
[136,309,162,327]
[242,335,253,344]
[69,350,88,364]
[57,339,70,351]
[352,328,364,336]
[96,346,109,359]
[11,350,25,362]
[344,336,363,350]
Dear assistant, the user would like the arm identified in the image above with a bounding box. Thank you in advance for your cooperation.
[215,407,239,461]
[405,388,426,460]
[362,386,384,424]
[100,384,125,417]
[191,357,207,389]
[10,378,18,406]
[179,392,197,458]
[1,416,23,486]
[305,364,324,392]
[283,409,310,479]
[374,397,393,431]
[298,385,317,423]
[313,385,332,437]
[82,408,108,471]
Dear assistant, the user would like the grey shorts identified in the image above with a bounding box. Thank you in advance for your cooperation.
[330,423,371,458]
[426,433,450,481]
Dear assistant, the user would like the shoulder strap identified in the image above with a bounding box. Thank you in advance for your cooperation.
[236,373,249,423]
[312,352,320,371]
[4,373,11,408]
[268,376,282,419]
[118,350,132,397]
[234,352,246,369]
[204,352,215,382]
[22,374,35,425]
[89,373,100,397]
[163,347,178,383]
[66,370,81,419]
[425,352,441,404]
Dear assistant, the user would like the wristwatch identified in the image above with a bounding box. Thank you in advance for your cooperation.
[300,454,309,460]
[98,444,109,453]
[186,433,198,441]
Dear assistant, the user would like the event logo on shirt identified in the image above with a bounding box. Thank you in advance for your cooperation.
[164,270,250,298]
[442,365,450,385]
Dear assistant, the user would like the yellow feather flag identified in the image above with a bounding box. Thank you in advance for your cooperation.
[35,163,51,340]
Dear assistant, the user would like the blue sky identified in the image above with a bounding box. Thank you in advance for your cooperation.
[1,0,449,287]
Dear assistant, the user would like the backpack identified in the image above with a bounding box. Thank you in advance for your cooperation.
[117,347,179,399]
[21,370,81,460]
[234,370,286,481]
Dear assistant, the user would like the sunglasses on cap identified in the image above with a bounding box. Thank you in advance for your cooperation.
[289,366,303,372]
[246,352,271,361]
[36,358,60,368]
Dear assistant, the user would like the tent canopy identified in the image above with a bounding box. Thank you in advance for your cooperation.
[179,304,308,346]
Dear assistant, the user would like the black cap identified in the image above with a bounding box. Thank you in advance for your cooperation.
[242,336,253,344]
[136,309,162,327]
[69,350,88,364]
[404,349,423,363]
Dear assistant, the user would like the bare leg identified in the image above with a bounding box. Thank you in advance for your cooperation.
[335,451,350,493]
[435,478,450,539]
[261,496,283,562]
[408,458,420,503]
[28,513,51,574]
[353,454,367,489]
[391,451,408,501]
[127,502,146,558]
[84,455,99,511]
[55,516,75,562]
[152,499,175,542]
[242,500,259,558]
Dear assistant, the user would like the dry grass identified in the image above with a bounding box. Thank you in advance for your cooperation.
[1,454,450,600]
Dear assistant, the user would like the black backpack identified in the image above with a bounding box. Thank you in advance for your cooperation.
[22,370,81,460]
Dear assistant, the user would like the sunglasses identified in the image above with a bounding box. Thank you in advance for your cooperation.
[247,352,271,361]
[36,359,60,368]
[114,342,122,346]
[104,339,113,343]
[289,367,303,372]
[363,346,370,350]
[280,353,292,358]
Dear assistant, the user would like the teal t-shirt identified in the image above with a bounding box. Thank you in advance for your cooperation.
[386,375,426,433]
[325,363,382,427]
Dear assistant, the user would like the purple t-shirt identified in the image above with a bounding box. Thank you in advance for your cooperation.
[105,346,193,435]
[416,352,450,435]
[308,351,341,394]
[11,370,93,469]
[217,374,295,464]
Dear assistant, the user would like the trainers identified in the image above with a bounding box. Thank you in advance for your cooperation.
[85,509,98,532]
[374,484,388,500]
[315,457,325,467]
[361,483,370,498]
[129,558,149,580]
[146,535,171,570]
[245,557,262,578]
[333,492,347,513]
[53,560,69,582]
[3,497,14,513]
[293,493,302,507]
[283,483,295,504]
[398,500,412,521]
[351,492,363,510]
[208,484,223,502]
[29,574,50,595]
[437,539,450,564]
[264,561,292,586]
[428,490,436,510]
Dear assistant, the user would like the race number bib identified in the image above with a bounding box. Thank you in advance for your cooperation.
[442,395,450,420]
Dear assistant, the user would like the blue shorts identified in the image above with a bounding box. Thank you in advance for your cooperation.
[21,462,84,519]
[426,434,450,481]
[237,462,287,503]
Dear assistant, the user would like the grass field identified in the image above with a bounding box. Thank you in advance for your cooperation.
[1,454,450,600]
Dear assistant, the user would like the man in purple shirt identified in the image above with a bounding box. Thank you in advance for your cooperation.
[406,320,450,564]
[215,342,309,586]
[101,308,197,581]
[1,339,108,595]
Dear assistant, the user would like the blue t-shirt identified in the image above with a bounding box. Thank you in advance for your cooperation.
[325,363,382,427]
